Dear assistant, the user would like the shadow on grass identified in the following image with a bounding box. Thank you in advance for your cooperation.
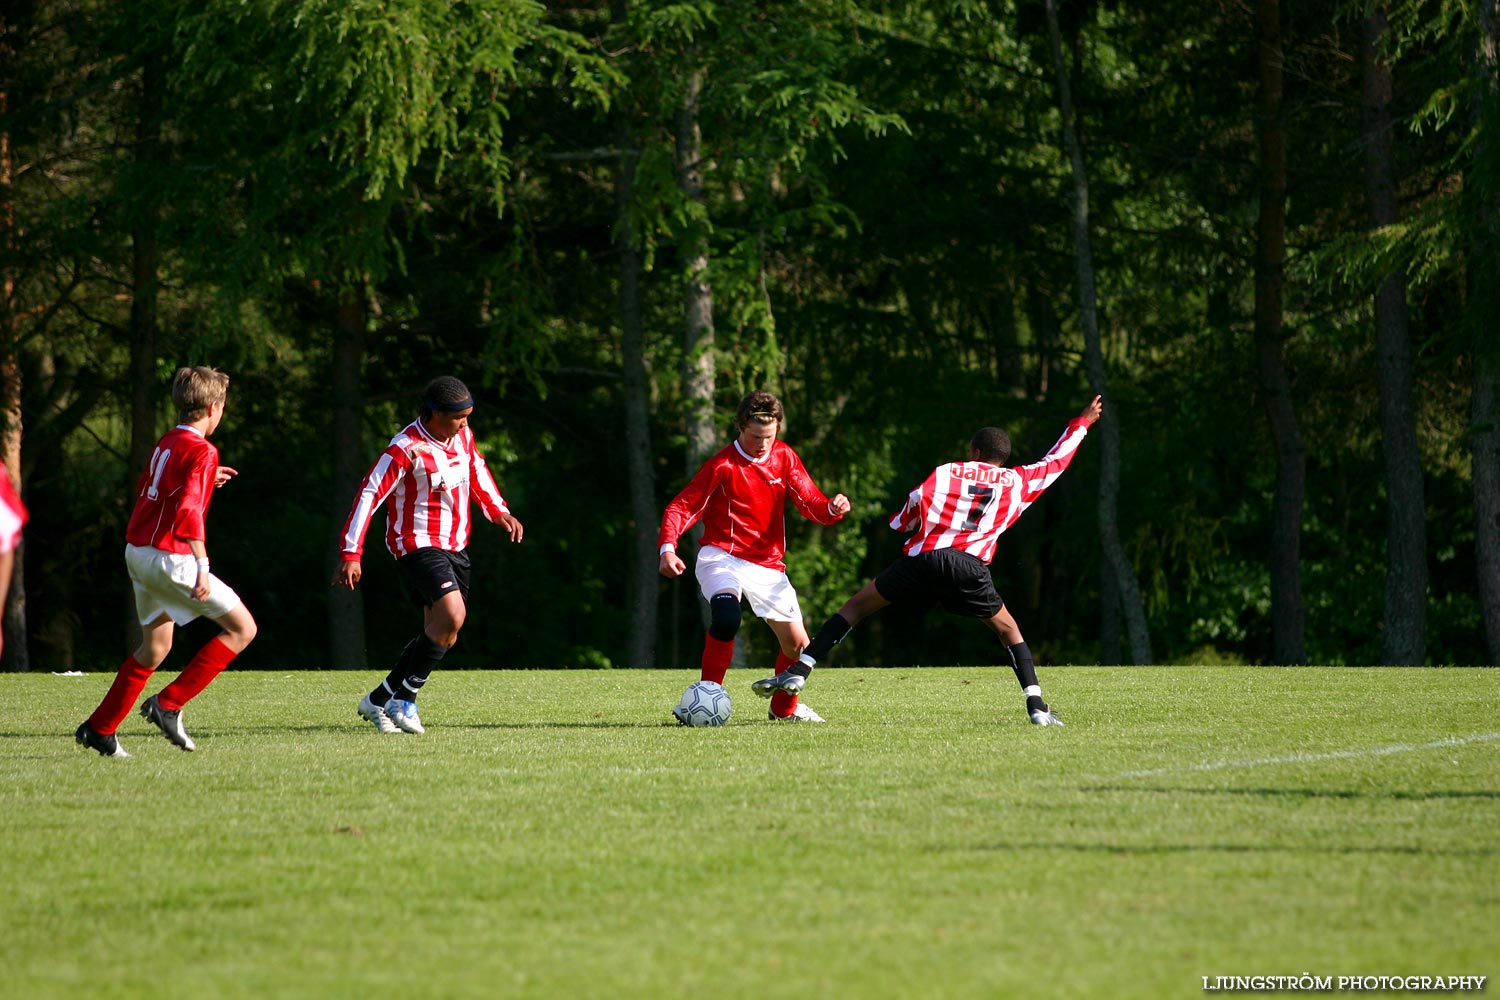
[1081,785,1500,801]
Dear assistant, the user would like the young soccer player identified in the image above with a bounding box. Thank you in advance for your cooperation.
[658,390,851,723]
[335,375,523,734]
[0,467,28,660]
[754,395,1104,725]
[75,366,258,757]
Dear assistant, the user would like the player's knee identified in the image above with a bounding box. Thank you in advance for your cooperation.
[445,605,467,636]
[708,593,741,641]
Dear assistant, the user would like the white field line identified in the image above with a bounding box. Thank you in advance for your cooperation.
[1113,731,1500,779]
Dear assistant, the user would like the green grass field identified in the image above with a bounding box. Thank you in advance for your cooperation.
[3,667,1496,999]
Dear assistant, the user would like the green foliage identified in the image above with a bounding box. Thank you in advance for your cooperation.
[4,0,1493,670]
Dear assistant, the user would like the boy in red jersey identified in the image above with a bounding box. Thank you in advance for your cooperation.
[76,367,258,757]
[0,467,28,660]
[659,391,851,722]
[754,395,1103,726]
[335,375,524,735]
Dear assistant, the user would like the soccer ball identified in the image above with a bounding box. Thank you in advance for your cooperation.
[677,680,732,727]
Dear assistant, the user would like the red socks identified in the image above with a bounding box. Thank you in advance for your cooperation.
[769,651,800,718]
[700,635,734,685]
[88,656,154,736]
[157,637,238,711]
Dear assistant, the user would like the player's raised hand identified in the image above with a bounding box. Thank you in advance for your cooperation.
[659,550,686,578]
[332,560,362,589]
[214,466,238,488]
[498,512,525,542]
[828,493,852,517]
[1081,395,1103,425]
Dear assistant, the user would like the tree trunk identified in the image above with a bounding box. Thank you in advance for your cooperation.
[678,60,716,475]
[122,50,165,658]
[327,284,367,670]
[1253,0,1307,664]
[676,56,732,660]
[1361,6,1427,665]
[613,0,660,670]
[1043,0,1153,665]
[1473,0,1500,664]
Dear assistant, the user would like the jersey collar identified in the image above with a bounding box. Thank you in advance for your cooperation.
[412,419,459,452]
[733,439,772,464]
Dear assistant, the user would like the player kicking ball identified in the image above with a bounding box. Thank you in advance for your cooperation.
[76,366,258,757]
[754,395,1104,725]
[658,391,850,723]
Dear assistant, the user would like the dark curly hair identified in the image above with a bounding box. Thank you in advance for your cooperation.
[419,376,473,419]
[734,390,784,432]
[969,426,1011,465]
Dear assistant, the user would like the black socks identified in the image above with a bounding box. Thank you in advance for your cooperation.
[370,633,450,705]
[797,613,855,675]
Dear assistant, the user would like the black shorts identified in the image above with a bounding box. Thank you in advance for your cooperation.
[396,548,471,608]
[873,548,1004,619]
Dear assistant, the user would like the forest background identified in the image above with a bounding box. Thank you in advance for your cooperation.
[2,0,1497,674]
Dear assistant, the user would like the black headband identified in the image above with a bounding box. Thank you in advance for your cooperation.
[426,396,474,413]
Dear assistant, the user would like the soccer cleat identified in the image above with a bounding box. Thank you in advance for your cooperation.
[140,695,196,751]
[75,721,130,758]
[769,702,825,723]
[1026,694,1063,726]
[750,670,806,698]
[385,698,425,735]
[357,694,401,734]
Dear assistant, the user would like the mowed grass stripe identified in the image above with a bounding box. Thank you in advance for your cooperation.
[2,667,1495,1000]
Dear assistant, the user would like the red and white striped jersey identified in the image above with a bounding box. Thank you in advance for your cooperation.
[0,468,27,553]
[339,419,510,561]
[125,426,219,555]
[659,439,844,571]
[891,417,1092,564]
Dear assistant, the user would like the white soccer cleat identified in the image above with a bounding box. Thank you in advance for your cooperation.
[1029,708,1065,727]
[751,670,806,698]
[769,702,826,723]
[357,694,401,734]
[385,698,425,734]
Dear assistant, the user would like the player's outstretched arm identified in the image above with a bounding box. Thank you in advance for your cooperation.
[1080,394,1103,425]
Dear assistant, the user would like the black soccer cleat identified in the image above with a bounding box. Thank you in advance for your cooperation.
[141,695,196,751]
[75,721,130,758]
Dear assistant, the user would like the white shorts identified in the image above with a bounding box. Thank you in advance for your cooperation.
[125,544,243,626]
[694,544,802,623]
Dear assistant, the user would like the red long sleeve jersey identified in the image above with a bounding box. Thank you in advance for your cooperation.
[339,420,509,561]
[125,425,218,554]
[0,468,28,553]
[891,417,1092,564]
[658,440,843,571]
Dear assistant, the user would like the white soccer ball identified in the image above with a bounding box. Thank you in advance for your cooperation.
[677,680,732,727]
